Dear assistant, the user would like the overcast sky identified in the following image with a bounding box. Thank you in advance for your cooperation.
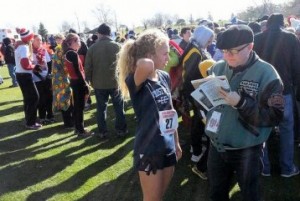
[0,0,288,33]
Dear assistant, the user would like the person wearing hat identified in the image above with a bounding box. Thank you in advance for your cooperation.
[206,24,284,201]
[85,23,127,139]
[254,13,300,178]
[15,28,42,130]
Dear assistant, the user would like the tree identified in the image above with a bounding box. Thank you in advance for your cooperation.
[31,25,38,35]
[92,4,114,25]
[176,19,186,26]
[60,21,74,33]
[152,13,164,27]
[282,0,300,16]
[189,14,195,25]
[141,19,149,30]
[82,21,91,33]
[208,12,214,21]
[237,1,283,22]
[166,19,173,27]
[38,23,48,42]
[195,18,204,25]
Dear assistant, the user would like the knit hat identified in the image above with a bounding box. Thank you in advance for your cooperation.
[69,28,77,34]
[97,23,111,35]
[267,13,284,28]
[199,19,214,30]
[216,25,254,49]
[248,22,261,34]
[257,15,269,23]
[2,37,12,46]
[17,28,34,43]
[191,25,214,48]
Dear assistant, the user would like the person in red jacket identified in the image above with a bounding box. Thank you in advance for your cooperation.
[62,33,93,137]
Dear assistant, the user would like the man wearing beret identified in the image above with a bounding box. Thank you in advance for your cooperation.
[205,24,284,201]
[254,13,300,178]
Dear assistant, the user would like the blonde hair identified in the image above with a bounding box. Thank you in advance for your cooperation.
[117,29,169,99]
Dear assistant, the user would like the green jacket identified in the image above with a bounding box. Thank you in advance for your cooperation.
[85,36,120,89]
[206,52,284,152]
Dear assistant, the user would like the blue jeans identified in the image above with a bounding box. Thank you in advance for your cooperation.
[261,94,296,174]
[208,145,261,201]
[7,63,17,85]
[94,88,127,133]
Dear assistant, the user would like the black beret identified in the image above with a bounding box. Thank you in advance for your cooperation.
[216,25,254,49]
[98,23,111,35]
[267,13,284,28]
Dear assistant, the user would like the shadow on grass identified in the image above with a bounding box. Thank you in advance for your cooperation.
[78,169,141,201]
[0,133,133,195]
[26,138,134,201]
[0,122,70,152]
[0,104,23,117]
[0,99,22,107]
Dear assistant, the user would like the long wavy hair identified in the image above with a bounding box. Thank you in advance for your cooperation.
[116,29,169,99]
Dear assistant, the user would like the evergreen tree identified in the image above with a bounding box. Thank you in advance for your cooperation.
[38,23,48,42]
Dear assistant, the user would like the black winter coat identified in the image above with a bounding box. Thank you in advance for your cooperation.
[254,26,300,94]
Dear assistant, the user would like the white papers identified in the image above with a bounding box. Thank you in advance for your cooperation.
[191,75,230,111]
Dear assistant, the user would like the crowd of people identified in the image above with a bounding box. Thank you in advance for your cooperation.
[1,12,300,201]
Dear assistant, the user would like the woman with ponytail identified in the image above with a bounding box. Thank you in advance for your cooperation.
[117,29,182,201]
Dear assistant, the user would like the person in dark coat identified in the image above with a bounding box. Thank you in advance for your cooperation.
[254,13,300,178]
[3,37,17,87]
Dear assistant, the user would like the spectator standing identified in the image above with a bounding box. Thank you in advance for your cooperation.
[180,25,214,180]
[52,33,74,128]
[32,34,54,124]
[68,28,91,109]
[179,27,192,50]
[62,33,93,137]
[206,24,284,201]
[117,28,182,201]
[171,29,182,44]
[254,13,300,177]
[85,23,127,138]
[15,28,42,129]
[2,37,18,87]
[87,34,98,48]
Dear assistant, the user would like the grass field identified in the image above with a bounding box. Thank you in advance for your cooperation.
[0,65,300,201]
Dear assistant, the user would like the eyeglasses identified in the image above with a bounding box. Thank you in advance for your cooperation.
[222,44,249,55]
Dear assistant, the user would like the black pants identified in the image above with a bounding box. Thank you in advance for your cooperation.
[35,78,54,119]
[16,73,39,126]
[61,105,74,127]
[208,145,261,201]
[188,97,206,151]
[70,79,86,133]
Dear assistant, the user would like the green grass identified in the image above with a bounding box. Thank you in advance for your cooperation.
[0,65,300,201]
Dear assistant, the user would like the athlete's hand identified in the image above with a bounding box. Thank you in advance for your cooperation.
[176,143,182,160]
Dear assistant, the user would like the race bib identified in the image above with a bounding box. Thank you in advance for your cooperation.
[159,109,178,135]
[206,111,221,133]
